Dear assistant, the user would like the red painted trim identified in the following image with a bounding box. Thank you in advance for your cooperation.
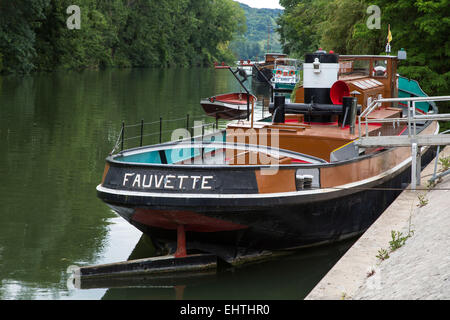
[291,159,311,164]
[132,209,248,232]
[305,121,339,126]
[398,126,408,136]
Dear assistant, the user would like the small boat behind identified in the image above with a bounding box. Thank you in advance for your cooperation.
[200,92,256,120]
[253,53,288,83]
[271,58,301,92]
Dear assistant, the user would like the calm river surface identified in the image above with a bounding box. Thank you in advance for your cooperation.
[0,68,355,300]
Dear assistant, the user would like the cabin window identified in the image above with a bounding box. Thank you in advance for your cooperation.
[339,60,353,74]
[339,59,370,77]
[372,60,388,78]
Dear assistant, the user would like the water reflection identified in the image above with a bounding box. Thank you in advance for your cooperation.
[96,234,355,300]
[0,68,244,299]
[0,67,354,300]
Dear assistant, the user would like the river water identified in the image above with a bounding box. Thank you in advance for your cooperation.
[0,68,355,300]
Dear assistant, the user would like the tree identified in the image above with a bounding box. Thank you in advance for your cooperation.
[0,0,246,74]
[277,0,327,58]
[276,0,449,98]
[0,0,50,74]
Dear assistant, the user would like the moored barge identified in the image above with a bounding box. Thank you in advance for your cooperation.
[97,51,439,262]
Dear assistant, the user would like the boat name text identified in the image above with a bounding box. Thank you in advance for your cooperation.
[122,173,214,190]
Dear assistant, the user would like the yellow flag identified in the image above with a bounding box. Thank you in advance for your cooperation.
[387,25,392,43]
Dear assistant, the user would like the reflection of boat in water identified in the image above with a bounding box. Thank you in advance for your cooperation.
[200,92,256,120]
[270,58,301,92]
[97,50,440,264]
[97,235,355,300]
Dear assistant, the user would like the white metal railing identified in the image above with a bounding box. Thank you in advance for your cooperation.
[357,95,450,190]
[358,96,450,140]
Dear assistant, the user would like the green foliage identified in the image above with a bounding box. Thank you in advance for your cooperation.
[439,156,450,172]
[0,0,245,74]
[376,248,390,261]
[389,230,412,251]
[377,0,450,97]
[417,193,429,207]
[230,3,283,60]
[0,0,50,74]
[377,229,414,262]
[278,0,324,58]
[290,74,303,101]
[277,0,449,97]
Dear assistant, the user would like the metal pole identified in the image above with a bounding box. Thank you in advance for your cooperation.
[358,113,361,139]
[186,114,190,131]
[411,142,417,190]
[140,119,144,147]
[365,116,368,137]
[221,66,250,95]
[350,97,357,135]
[201,124,205,162]
[416,143,421,186]
[412,101,417,137]
[407,101,411,138]
[159,117,162,144]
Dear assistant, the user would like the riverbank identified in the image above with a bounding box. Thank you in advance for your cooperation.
[306,146,450,300]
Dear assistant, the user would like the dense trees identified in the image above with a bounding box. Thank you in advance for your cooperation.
[229,3,283,61]
[2,0,447,101]
[0,0,245,74]
[277,0,449,97]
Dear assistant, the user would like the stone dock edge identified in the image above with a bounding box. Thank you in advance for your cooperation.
[305,146,450,300]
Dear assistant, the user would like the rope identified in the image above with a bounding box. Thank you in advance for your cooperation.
[110,127,124,154]
[163,116,189,123]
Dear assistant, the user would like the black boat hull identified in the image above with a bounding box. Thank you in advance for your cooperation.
[97,145,436,260]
